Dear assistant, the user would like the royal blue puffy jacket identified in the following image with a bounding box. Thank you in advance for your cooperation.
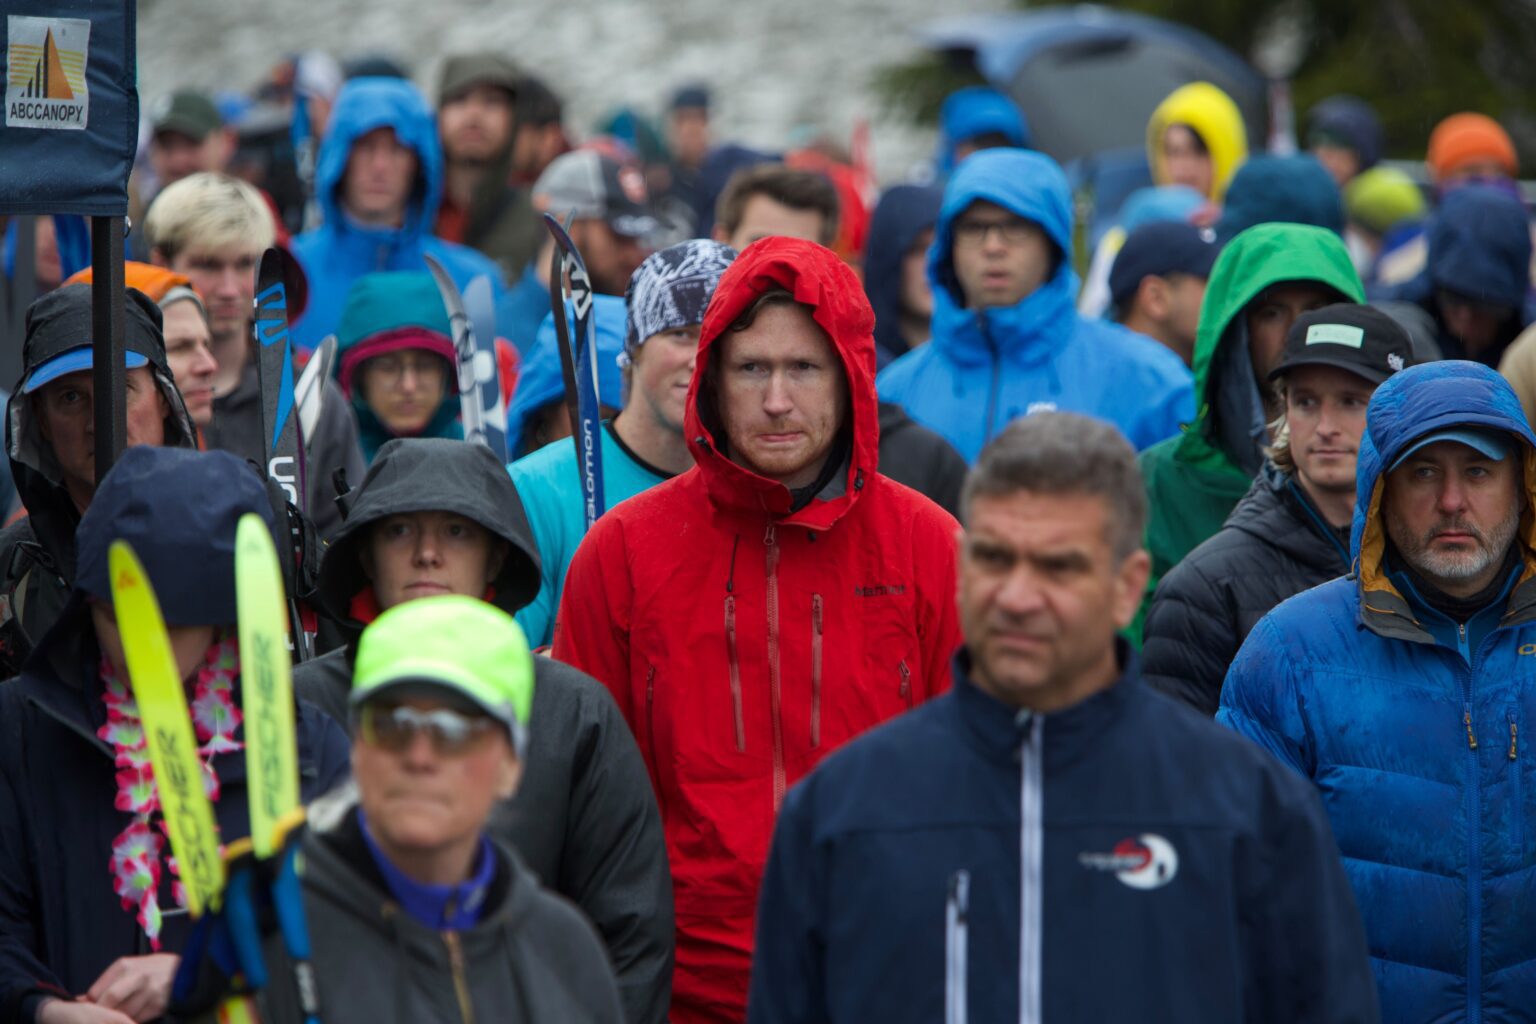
[1221,360,1536,1021]
[875,149,1193,463]
[291,77,504,350]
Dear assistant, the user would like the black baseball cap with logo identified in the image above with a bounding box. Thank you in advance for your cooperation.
[1268,304,1414,385]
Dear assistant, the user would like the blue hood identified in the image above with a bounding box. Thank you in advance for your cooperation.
[936,86,1030,174]
[1351,360,1536,569]
[505,293,628,458]
[863,184,942,366]
[1215,155,1344,244]
[314,77,443,241]
[928,148,1076,368]
[1427,185,1533,310]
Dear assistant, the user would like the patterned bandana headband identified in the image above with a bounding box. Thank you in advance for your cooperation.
[619,238,737,368]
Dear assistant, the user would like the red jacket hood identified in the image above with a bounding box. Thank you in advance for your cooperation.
[685,237,880,529]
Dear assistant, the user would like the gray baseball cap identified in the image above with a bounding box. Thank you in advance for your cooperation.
[533,150,658,239]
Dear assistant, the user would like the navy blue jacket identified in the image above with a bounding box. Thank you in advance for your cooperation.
[0,608,349,1023]
[863,184,942,368]
[749,650,1378,1024]
[1373,186,1536,366]
[1221,360,1536,1021]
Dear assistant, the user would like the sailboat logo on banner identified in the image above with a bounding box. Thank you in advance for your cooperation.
[6,16,90,130]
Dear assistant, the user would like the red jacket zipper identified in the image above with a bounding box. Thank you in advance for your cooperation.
[724,596,745,752]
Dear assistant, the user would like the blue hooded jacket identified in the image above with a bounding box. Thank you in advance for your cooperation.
[290,77,505,351]
[876,149,1194,463]
[936,87,1030,175]
[504,293,628,459]
[1220,361,1536,1021]
[862,184,942,368]
[1375,186,1536,364]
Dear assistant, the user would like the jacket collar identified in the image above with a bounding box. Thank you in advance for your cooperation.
[926,263,1077,369]
[952,641,1139,761]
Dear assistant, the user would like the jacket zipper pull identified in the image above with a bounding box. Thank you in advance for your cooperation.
[1511,716,1519,762]
[1465,708,1478,750]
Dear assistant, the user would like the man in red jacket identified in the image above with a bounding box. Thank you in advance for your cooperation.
[554,236,962,1023]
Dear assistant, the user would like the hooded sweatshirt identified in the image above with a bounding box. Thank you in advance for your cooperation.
[876,149,1195,463]
[290,77,505,351]
[553,237,963,1024]
[294,437,673,1024]
[0,286,198,676]
[1146,81,1248,203]
[1220,361,1536,1021]
[862,184,943,367]
[1135,223,1363,639]
[176,789,624,1024]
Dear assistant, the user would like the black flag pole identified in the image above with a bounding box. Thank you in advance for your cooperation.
[90,215,126,482]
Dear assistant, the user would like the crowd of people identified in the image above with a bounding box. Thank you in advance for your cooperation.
[2,42,1536,1024]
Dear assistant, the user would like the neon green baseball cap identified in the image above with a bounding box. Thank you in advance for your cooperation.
[351,595,535,756]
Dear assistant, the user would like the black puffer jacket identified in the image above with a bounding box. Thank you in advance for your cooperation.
[294,437,673,1024]
[1142,462,1351,715]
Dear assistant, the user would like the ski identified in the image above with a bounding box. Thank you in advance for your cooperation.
[235,513,323,1024]
[463,274,509,461]
[295,335,336,451]
[543,213,607,531]
[109,539,226,917]
[423,256,508,463]
[252,247,313,663]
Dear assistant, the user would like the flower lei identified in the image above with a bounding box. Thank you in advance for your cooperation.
[98,631,243,948]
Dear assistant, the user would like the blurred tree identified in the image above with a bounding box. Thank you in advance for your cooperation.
[875,0,1536,165]
[1118,0,1536,162]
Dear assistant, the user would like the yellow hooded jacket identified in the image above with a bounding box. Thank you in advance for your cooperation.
[1147,82,1248,202]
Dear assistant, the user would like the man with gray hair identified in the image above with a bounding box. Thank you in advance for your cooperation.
[748,412,1378,1024]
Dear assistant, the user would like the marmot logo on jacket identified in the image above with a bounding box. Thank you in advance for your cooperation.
[1079,834,1180,890]
[853,584,907,597]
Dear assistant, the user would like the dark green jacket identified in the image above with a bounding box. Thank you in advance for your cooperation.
[1133,224,1363,642]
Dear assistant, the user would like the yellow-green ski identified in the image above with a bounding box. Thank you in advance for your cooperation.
[236,513,299,856]
[109,541,224,916]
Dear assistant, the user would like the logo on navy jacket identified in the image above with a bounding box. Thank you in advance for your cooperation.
[1078,834,1180,890]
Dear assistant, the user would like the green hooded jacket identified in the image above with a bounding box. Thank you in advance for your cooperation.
[1132,224,1363,641]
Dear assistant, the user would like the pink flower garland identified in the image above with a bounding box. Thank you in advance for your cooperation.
[98,631,243,949]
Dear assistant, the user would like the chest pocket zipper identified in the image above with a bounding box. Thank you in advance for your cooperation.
[725,596,745,752]
[1511,709,1523,857]
[811,595,823,749]
[899,660,912,708]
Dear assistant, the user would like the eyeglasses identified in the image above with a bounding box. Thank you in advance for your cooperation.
[951,217,1039,247]
[367,352,448,386]
[358,703,501,756]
